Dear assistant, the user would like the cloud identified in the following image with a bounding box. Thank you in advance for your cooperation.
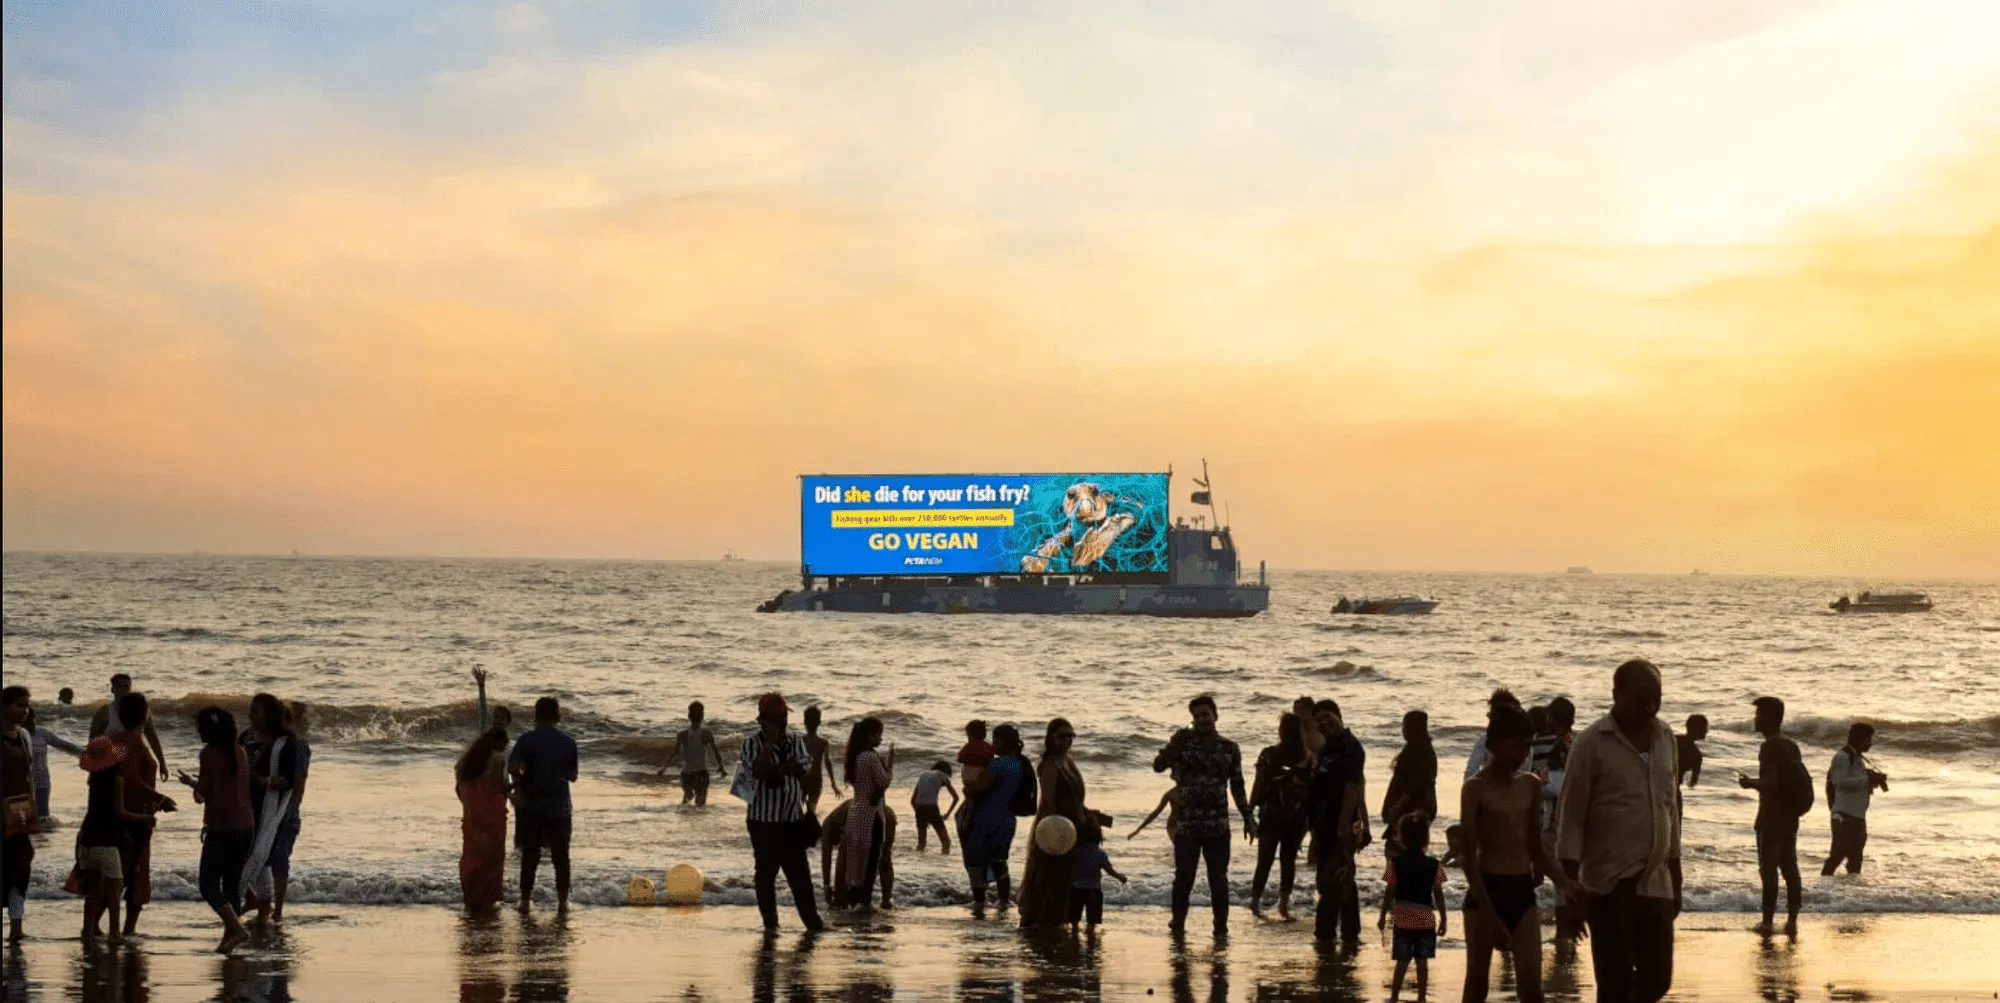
[3,1,1996,573]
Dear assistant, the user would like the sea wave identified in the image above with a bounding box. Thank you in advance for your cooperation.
[1725,714,2000,755]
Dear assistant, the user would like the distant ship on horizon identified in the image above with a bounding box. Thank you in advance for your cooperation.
[1566,565,1593,575]
[720,551,745,562]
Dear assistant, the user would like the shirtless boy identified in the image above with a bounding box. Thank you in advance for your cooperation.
[1460,703,1565,1003]
[802,706,841,813]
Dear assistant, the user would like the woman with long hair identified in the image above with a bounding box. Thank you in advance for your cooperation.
[239,692,301,921]
[178,706,253,952]
[837,717,893,908]
[1018,717,1096,930]
[456,726,511,913]
[1249,712,1314,918]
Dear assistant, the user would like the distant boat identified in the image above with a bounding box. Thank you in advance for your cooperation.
[1691,569,1709,576]
[1566,566,1593,575]
[1830,591,1931,613]
[1333,596,1439,615]
[721,551,745,563]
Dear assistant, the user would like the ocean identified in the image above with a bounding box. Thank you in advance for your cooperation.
[4,554,1995,915]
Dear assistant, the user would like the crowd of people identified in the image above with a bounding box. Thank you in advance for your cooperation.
[1,658,1894,1003]
[1,675,311,953]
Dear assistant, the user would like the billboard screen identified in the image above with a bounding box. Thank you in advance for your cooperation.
[800,473,1171,576]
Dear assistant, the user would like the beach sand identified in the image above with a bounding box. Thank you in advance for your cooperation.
[4,903,1997,1001]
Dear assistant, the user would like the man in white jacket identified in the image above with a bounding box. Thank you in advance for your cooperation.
[1822,723,1887,875]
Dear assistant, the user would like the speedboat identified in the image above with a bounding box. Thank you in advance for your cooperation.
[1830,591,1932,613]
[1332,596,1440,615]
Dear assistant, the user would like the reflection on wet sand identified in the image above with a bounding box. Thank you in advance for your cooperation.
[751,930,819,1003]
[457,911,570,1002]
[1169,935,1229,1003]
[1021,930,1104,1000]
[71,940,151,1003]
[1756,934,1803,1003]
[1541,937,1585,1002]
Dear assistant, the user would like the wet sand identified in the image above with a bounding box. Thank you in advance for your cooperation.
[4,904,1999,1001]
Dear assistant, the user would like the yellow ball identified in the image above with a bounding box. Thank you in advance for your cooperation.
[663,864,704,906]
[1034,814,1077,856]
[626,875,657,906]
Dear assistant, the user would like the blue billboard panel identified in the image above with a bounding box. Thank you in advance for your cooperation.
[801,473,1170,576]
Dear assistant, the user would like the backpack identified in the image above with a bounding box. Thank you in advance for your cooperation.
[1010,755,1039,817]
[1784,746,1815,817]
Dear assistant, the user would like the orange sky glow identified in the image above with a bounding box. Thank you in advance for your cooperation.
[4,2,1997,576]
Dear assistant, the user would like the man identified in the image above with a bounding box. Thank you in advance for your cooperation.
[1822,722,1885,876]
[1308,698,1367,947]
[737,693,824,932]
[662,701,726,807]
[1737,696,1805,936]
[87,674,167,780]
[1557,659,1682,1003]
[1153,695,1253,936]
[508,697,579,915]
[1464,689,1522,781]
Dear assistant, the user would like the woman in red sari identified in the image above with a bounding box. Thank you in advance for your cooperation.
[455,727,511,913]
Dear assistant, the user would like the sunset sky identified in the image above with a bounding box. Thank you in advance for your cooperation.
[4,1,1996,576]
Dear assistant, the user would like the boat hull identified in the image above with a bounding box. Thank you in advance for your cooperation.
[1335,598,1439,615]
[770,582,1269,617]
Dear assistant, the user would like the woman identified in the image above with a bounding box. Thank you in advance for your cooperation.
[239,693,302,920]
[456,726,511,913]
[109,692,174,937]
[176,707,252,952]
[25,706,84,821]
[1019,718,1094,931]
[837,717,893,909]
[960,724,1026,911]
[1249,712,1314,919]
[77,736,155,943]
[3,687,37,943]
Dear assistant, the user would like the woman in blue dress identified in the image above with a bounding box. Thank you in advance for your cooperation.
[960,724,1026,910]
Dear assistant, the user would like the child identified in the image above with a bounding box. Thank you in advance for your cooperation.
[25,707,83,821]
[1461,703,1565,1003]
[1378,812,1447,1002]
[958,719,994,789]
[910,761,960,854]
[77,737,150,943]
[1677,714,1708,788]
[802,706,841,813]
[662,702,726,806]
[1069,825,1126,934]
[1440,824,1465,870]
[1128,774,1180,840]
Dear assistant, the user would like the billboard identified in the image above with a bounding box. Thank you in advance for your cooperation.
[800,473,1171,576]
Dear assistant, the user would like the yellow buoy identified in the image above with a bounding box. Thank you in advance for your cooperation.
[663,864,704,906]
[626,875,657,906]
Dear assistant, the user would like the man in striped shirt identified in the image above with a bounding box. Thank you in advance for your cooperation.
[737,693,825,932]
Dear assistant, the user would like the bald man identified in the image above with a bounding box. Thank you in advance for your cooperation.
[1557,659,1682,1003]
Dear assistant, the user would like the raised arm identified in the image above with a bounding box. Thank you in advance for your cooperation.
[473,667,490,732]
[1153,730,1185,773]
[41,729,84,757]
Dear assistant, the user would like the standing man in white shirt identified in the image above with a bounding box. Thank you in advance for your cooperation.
[1822,723,1886,876]
[1557,659,1682,1003]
